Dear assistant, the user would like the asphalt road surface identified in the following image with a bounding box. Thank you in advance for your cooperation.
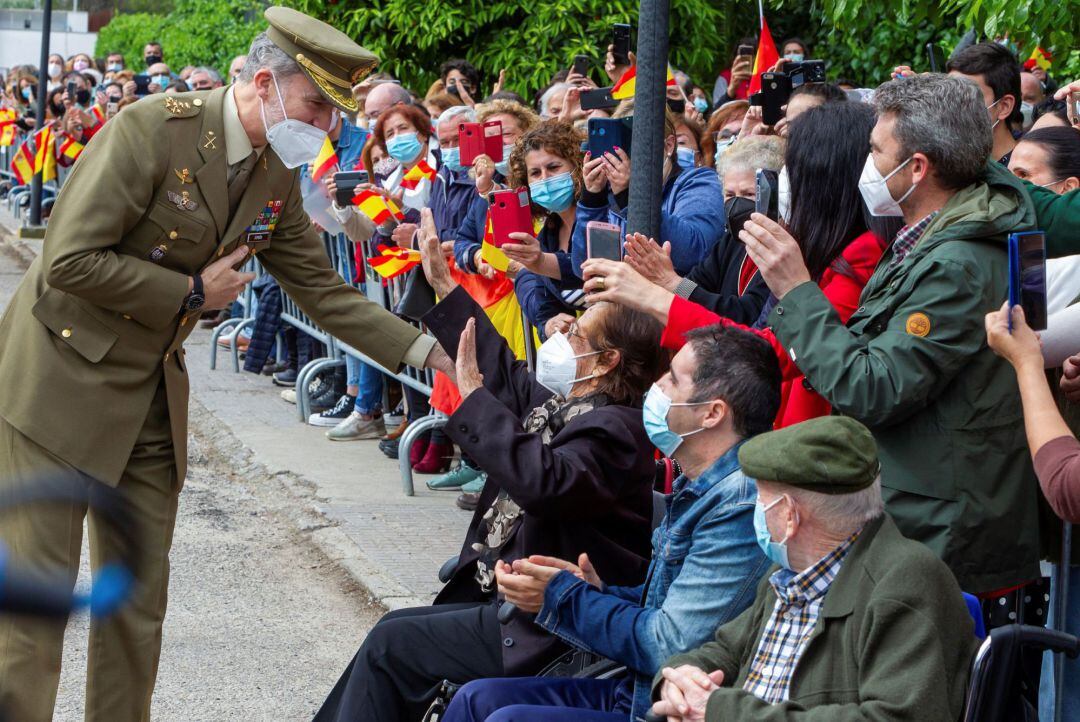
[0,242,381,721]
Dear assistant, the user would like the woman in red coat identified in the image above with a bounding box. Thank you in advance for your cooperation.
[584,102,898,427]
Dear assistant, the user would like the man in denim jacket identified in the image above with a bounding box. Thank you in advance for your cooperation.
[442,324,781,722]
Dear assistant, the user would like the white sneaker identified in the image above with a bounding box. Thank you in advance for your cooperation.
[326,412,387,441]
[280,389,297,404]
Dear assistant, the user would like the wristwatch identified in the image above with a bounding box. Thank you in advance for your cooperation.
[182,275,206,313]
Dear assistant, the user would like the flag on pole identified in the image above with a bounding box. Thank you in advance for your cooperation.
[748,1,780,96]
[0,108,17,146]
[352,188,405,225]
[10,139,34,184]
[310,136,338,182]
[1023,47,1052,72]
[611,65,678,101]
[11,125,56,185]
[400,159,437,190]
[367,244,421,279]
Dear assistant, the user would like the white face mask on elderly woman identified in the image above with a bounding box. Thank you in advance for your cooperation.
[535,332,602,398]
[260,71,329,169]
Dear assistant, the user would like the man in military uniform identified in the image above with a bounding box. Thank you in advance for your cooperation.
[0,8,450,720]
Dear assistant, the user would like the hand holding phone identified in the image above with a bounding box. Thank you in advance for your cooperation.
[489,188,533,247]
[332,170,369,207]
[612,24,632,66]
[1008,231,1048,332]
[459,121,504,167]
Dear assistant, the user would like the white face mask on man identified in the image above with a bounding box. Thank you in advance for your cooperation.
[858,153,916,217]
[260,72,328,169]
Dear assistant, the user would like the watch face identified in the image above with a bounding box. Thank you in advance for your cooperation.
[187,293,206,312]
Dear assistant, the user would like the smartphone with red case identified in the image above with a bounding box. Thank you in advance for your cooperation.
[489,188,533,247]
[459,120,504,166]
[586,221,623,261]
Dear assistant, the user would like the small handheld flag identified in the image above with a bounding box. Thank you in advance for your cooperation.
[367,244,422,279]
[311,136,338,182]
[401,159,437,190]
[352,189,405,226]
[611,65,677,101]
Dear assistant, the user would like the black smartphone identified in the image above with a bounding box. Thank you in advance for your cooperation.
[587,117,632,159]
[333,170,369,207]
[1008,231,1048,331]
[926,43,946,73]
[758,72,792,125]
[755,169,779,222]
[580,86,618,110]
[612,24,632,66]
[133,74,151,97]
[66,80,76,100]
[572,54,590,78]
[667,98,686,114]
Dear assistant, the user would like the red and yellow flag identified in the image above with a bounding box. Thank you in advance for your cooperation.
[11,125,56,185]
[58,135,84,162]
[0,108,17,147]
[401,159,437,190]
[311,135,338,182]
[748,9,780,95]
[1023,47,1052,72]
[352,189,405,225]
[611,65,676,101]
[367,244,421,279]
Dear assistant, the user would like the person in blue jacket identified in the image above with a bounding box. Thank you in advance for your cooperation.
[571,109,726,278]
[440,323,781,722]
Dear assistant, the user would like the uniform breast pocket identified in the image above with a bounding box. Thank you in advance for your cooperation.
[138,200,210,262]
[32,287,119,363]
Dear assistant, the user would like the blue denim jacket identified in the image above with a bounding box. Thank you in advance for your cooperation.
[534,442,768,721]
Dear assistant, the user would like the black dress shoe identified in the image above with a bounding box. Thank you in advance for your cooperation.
[379,438,399,459]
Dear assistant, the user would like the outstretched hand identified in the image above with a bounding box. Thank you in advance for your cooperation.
[455,318,484,398]
[418,208,456,299]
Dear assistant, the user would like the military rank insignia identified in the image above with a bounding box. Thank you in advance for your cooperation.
[167,190,198,211]
[245,200,283,253]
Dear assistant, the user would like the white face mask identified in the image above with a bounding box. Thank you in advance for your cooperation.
[260,72,329,169]
[1020,101,1034,129]
[858,153,915,217]
[48,62,63,79]
[777,165,792,223]
[535,332,601,398]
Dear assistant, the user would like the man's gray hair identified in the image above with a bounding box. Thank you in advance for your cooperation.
[788,476,885,536]
[717,136,785,177]
[438,104,476,126]
[192,66,222,84]
[238,32,302,84]
[872,74,991,190]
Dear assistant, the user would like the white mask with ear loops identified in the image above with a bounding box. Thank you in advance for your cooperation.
[261,71,329,169]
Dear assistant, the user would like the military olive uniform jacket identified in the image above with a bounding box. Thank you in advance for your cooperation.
[769,162,1039,594]
[0,87,424,485]
[653,515,978,721]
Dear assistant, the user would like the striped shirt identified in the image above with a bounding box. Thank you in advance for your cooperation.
[742,531,860,703]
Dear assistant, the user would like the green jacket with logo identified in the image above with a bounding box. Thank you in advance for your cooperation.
[652,515,977,720]
[769,162,1039,594]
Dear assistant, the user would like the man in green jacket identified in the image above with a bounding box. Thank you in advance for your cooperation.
[739,73,1040,595]
[651,417,977,720]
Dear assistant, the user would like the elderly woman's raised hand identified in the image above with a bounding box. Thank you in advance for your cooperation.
[419,208,457,298]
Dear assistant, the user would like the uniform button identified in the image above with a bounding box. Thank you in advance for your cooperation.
[193,98,203,107]
[459,423,468,432]
[169,230,179,240]
[61,327,72,338]
[469,435,479,444]
[164,353,170,362]
[502,638,514,648]
[122,314,132,320]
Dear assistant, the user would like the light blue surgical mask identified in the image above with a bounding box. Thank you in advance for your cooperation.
[21,86,32,101]
[676,146,697,170]
[692,97,709,114]
[151,74,170,88]
[754,496,796,569]
[386,132,424,163]
[107,63,123,73]
[785,53,804,63]
[441,146,463,172]
[495,144,513,177]
[642,384,708,457]
[529,171,576,212]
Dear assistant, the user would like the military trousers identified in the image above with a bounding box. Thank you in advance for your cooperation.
[0,381,178,722]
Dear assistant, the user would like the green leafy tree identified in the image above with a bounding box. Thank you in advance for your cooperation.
[95,0,265,76]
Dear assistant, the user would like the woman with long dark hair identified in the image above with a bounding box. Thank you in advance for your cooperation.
[583,102,895,427]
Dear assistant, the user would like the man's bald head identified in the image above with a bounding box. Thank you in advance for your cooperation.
[364,82,412,121]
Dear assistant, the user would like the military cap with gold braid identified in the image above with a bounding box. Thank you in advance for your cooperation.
[264,6,378,114]
[737,416,880,495]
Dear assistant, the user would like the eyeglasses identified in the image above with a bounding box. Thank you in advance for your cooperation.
[567,321,586,341]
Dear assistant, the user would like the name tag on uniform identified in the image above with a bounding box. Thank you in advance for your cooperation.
[245,200,283,254]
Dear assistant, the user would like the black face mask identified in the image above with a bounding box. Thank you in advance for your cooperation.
[725,195,756,240]
[666,98,686,113]
[50,102,65,117]
[145,54,162,67]
[75,89,91,106]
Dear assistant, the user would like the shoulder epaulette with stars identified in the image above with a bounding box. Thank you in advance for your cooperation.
[162,94,204,119]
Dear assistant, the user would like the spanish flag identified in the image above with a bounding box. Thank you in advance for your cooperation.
[401,159,437,190]
[367,244,421,279]
[611,65,677,101]
[352,189,405,225]
[10,125,56,185]
[1023,47,1052,72]
[57,135,84,162]
[0,108,17,147]
[311,135,338,182]
[748,2,780,95]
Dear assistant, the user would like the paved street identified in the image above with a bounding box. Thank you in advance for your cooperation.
[0,235,440,719]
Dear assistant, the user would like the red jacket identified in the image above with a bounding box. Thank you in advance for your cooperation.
[662,230,886,428]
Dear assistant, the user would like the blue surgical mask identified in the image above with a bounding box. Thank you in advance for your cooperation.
[21,86,32,101]
[495,144,513,177]
[386,132,424,163]
[151,74,170,88]
[642,384,708,457]
[441,146,463,172]
[785,53,804,63]
[676,146,697,170]
[754,496,795,569]
[692,97,709,114]
[529,171,576,212]
[107,63,123,73]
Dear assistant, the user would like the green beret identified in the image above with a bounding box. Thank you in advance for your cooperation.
[738,416,879,494]
[264,6,379,114]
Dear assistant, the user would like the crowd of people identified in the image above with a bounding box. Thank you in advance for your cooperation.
[4,22,1080,722]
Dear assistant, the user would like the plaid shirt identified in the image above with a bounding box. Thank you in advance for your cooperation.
[742,531,861,703]
[888,211,939,266]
